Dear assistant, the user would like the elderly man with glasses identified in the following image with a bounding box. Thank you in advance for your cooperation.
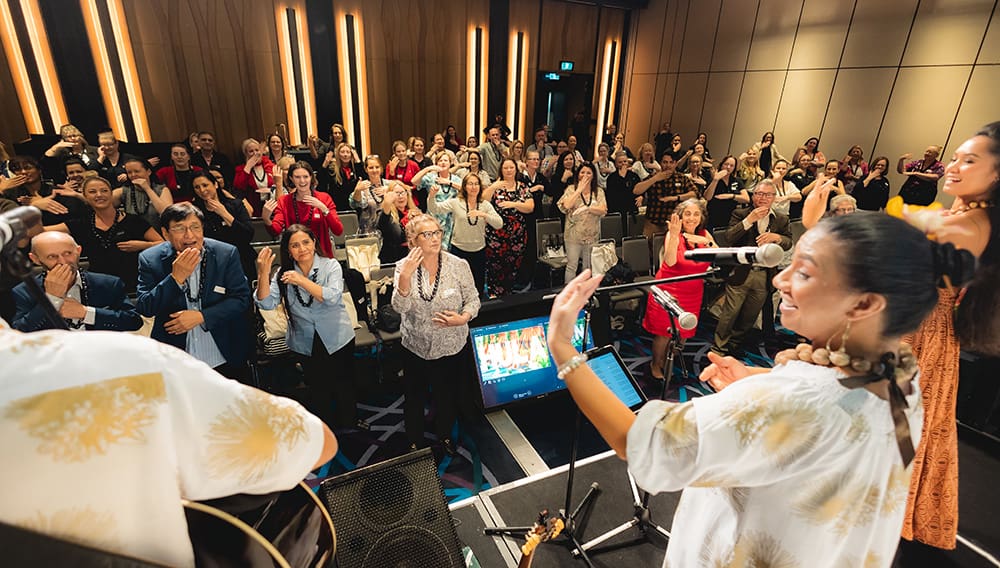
[136,202,252,382]
[710,179,792,357]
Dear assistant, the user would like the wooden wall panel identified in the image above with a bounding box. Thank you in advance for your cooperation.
[747,0,802,71]
[980,4,1000,64]
[662,0,687,73]
[874,66,970,198]
[698,71,742,153]
[123,0,286,157]
[631,0,667,74]
[538,0,599,73]
[651,72,679,135]
[669,72,709,141]
[730,70,785,154]
[902,0,994,66]
[772,69,835,153]
[677,0,722,73]
[787,0,852,70]
[361,0,481,155]
[948,66,1000,151]
[623,72,657,148]
[510,0,542,143]
[710,0,758,72]
[840,0,918,68]
[819,67,895,164]
[0,43,29,143]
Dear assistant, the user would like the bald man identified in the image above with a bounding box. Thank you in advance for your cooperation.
[11,231,141,331]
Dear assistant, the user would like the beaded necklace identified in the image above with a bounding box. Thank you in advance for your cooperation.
[368,181,385,204]
[291,192,314,225]
[91,210,122,249]
[416,253,442,301]
[182,251,210,304]
[292,267,320,307]
[464,199,479,226]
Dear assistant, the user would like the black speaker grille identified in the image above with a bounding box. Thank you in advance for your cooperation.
[319,448,463,568]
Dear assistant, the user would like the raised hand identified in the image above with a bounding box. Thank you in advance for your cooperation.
[548,270,603,349]
[399,246,424,281]
[0,174,28,191]
[256,246,275,276]
[262,198,278,220]
[746,206,770,224]
[667,212,681,237]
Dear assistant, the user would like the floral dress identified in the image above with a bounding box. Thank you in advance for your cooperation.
[486,181,530,296]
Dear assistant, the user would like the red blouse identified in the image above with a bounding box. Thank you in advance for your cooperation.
[267,191,343,258]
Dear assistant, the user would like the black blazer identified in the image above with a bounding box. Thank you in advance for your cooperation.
[135,239,251,366]
[12,271,142,332]
[724,207,793,285]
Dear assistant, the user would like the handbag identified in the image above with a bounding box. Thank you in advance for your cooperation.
[347,236,381,282]
[590,241,618,275]
[372,276,401,333]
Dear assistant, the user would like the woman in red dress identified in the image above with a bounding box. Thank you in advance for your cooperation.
[642,198,717,379]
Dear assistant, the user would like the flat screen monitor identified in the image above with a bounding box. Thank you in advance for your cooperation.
[471,312,593,410]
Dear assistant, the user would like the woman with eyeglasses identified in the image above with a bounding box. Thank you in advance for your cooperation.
[392,214,480,454]
[191,171,255,280]
[45,176,163,291]
[377,183,419,264]
[263,161,343,259]
[256,224,368,432]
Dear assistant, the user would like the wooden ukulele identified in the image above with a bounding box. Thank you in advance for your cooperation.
[183,481,335,568]
[517,509,565,568]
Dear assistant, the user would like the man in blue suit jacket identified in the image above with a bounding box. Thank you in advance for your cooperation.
[12,232,142,332]
[136,203,251,380]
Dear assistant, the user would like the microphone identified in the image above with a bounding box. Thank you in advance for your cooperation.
[684,243,783,268]
[648,286,697,330]
[0,206,43,251]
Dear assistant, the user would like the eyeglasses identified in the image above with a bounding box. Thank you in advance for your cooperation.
[754,192,776,198]
[168,223,204,235]
[417,229,443,240]
[833,207,856,215]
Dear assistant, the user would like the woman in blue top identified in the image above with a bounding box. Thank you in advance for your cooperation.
[412,152,461,249]
[255,224,367,431]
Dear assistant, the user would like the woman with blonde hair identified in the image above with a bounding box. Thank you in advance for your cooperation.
[377,183,419,264]
[631,142,660,180]
[324,142,361,212]
[232,138,274,216]
[735,147,765,190]
[413,152,462,249]
[350,155,390,234]
[557,163,607,282]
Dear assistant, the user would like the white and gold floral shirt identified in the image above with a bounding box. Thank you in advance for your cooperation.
[627,360,923,568]
[0,319,324,567]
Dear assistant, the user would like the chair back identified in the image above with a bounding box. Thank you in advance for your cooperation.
[650,232,666,272]
[251,217,275,244]
[535,218,563,257]
[600,212,623,245]
[627,212,645,238]
[336,211,360,247]
[621,235,651,277]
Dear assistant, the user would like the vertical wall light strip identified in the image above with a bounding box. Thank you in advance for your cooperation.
[107,0,149,141]
[19,0,66,129]
[352,13,370,158]
[517,33,528,145]
[0,0,43,132]
[467,26,488,140]
[81,0,127,138]
[274,4,300,144]
[594,40,614,158]
[293,8,316,143]
[335,10,369,157]
[506,31,528,142]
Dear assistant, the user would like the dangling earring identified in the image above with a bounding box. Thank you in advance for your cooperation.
[827,321,852,367]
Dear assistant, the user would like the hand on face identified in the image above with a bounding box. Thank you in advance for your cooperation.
[44,263,76,297]
[171,247,201,285]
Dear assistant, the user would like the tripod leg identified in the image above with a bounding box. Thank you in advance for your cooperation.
[573,518,639,555]
[483,526,534,536]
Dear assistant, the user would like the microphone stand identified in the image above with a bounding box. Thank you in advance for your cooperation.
[569,269,718,559]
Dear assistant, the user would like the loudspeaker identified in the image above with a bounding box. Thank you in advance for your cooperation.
[319,448,464,568]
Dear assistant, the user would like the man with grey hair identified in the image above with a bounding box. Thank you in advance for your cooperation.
[12,231,141,332]
[711,178,792,356]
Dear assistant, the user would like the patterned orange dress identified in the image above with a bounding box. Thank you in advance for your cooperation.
[902,287,960,549]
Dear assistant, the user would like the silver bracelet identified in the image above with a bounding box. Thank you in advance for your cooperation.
[556,353,588,380]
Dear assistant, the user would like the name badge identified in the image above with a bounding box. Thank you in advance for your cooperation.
[314,212,322,219]
[213,286,226,294]
[674,182,681,187]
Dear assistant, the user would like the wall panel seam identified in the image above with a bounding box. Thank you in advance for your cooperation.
[725,0,761,155]
[818,0,859,140]
[696,0,725,136]
[668,0,691,125]
[942,0,998,152]
[871,0,922,157]
[772,0,806,134]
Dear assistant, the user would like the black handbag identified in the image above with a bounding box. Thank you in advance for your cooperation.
[374,280,401,333]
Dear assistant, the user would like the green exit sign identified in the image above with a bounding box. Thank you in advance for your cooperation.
[560,60,574,72]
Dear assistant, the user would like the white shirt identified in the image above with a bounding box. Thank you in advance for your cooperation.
[45,271,96,330]
[627,361,923,568]
[184,263,226,368]
[0,320,324,567]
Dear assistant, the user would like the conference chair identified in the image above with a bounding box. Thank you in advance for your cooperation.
[536,218,567,288]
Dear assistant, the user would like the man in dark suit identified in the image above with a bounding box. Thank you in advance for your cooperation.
[711,179,792,356]
[136,202,251,381]
[12,232,142,332]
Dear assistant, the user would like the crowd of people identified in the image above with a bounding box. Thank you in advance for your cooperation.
[2,116,997,566]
